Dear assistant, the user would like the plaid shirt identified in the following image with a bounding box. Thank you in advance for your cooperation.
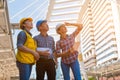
[56,32,78,64]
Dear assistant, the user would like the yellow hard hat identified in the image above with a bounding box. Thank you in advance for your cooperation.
[20,17,33,29]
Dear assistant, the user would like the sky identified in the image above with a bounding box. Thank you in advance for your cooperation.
[7,0,50,39]
[7,0,49,23]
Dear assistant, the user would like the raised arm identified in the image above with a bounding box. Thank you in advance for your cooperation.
[65,22,83,37]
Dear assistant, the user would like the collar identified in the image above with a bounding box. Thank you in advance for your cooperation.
[23,29,32,36]
[39,33,48,37]
[60,34,68,40]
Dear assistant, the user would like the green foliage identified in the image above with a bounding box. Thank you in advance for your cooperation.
[82,76,96,80]
[88,77,95,80]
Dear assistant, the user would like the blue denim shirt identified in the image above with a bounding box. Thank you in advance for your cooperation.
[34,34,55,59]
[17,29,32,48]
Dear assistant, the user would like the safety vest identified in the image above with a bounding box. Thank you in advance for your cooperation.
[16,30,37,64]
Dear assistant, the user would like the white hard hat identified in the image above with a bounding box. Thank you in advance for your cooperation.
[56,23,65,31]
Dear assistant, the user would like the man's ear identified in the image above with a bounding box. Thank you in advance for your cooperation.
[38,26,40,31]
[22,24,26,29]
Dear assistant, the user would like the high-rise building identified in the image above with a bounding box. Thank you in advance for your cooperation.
[78,0,120,79]
[80,0,120,69]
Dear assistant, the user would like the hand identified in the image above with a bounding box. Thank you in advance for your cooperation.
[32,51,40,61]
[73,42,79,51]
[68,47,74,53]
[54,59,58,69]
[65,22,83,27]
[43,50,50,57]
[64,22,71,26]
[53,52,58,58]
[53,53,58,69]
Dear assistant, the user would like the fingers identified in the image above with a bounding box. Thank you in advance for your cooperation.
[34,53,40,61]
[64,22,83,27]
[69,47,74,53]
[55,63,58,69]
[53,52,58,58]
[43,50,50,56]
[54,60,58,69]
[64,22,71,26]
[33,52,40,60]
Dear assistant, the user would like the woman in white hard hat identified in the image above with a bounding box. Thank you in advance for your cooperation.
[55,22,83,80]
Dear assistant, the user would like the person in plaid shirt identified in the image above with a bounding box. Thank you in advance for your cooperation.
[55,22,83,80]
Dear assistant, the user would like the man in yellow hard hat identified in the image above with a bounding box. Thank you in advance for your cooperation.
[16,17,40,80]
